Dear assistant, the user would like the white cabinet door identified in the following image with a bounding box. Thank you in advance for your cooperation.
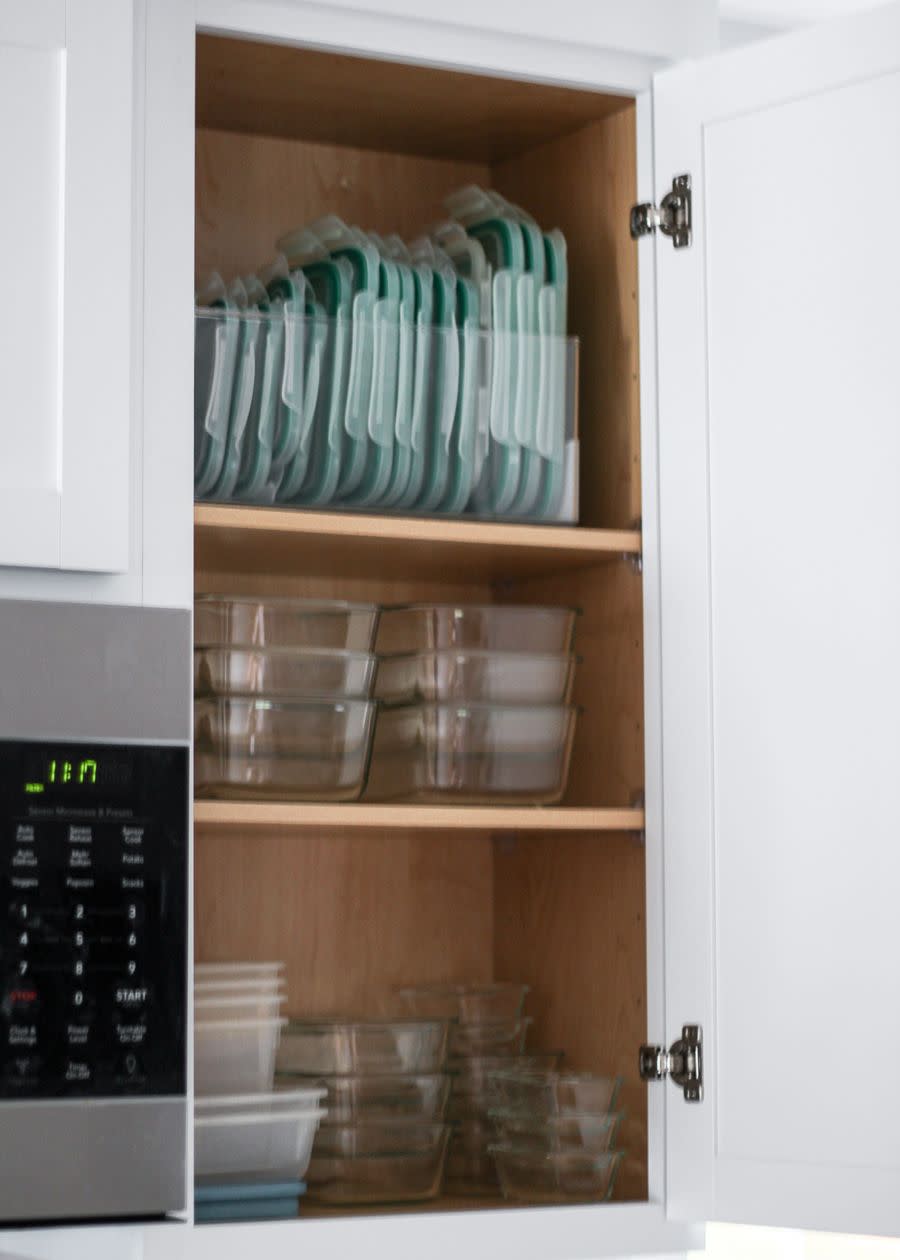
[650,0,900,1237]
[0,1,132,572]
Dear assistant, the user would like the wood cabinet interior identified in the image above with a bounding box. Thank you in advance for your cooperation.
[194,34,647,1208]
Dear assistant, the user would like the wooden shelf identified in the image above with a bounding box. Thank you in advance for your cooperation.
[194,504,641,584]
[194,800,645,832]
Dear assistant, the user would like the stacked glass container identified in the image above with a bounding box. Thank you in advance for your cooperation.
[275,1018,452,1205]
[367,604,582,804]
[193,596,380,800]
[398,983,540,1194]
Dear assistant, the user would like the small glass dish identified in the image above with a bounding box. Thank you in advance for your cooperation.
[397,982,529,1022]
[376,605,579,655]
[364,702,579,805]
[491,1145,623,1203]
[444,1121,499,1194]
[490,1071,623,1116]
[193,697,377,801]
[305,1122,450,1205]
[194,645,377,699]
[450,1053,564,1100]
[490,1110,623,1152]
[374,650,578,706]
[449,1016,532,1058]
[278,1072,450,1124]
[276,1019,449,1076]
[194,596,380,652]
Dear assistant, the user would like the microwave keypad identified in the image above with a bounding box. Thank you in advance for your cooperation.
[0,742,187,1099]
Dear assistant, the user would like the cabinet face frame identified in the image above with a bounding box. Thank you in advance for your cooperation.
[188,6,675,1245]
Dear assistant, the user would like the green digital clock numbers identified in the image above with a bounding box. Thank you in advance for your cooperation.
[47,758,97,785]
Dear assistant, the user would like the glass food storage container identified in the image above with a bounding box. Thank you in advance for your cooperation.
[305,1122,451,1205]
[374,650,577,706]
[376,604,579,655]
[277,1019,450,1076]
[195,596,380,652]
[194,646,377,699]
[193,697,377,801]
[365,703,578,805]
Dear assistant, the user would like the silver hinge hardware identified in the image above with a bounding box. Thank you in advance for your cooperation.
[630,175,692,249]
[639,1024,703,1102]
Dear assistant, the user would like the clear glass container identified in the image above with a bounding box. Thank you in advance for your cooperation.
[376,605,579,655]
[278,1072,450,1124]
[365,702,578,805]
[449,1017,532,1058]
[194,645,377,699]
[305,1122,450,1205]
[194,596,380,652]
[490,1071,623,1116]
[374,650,577,706]
[489,1110,623,1153]
[397,982,529,1022]
[491,1145,623,1203]
[193,697,377,801]
[277,1019,449,1076]
[445,1121,499,1194]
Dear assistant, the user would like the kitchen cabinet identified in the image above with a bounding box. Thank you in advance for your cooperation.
[0,1,133,573]
[3,0,900,1255]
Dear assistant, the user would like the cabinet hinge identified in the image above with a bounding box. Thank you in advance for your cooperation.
[639,1023,703,1102]
[630,175,692,249]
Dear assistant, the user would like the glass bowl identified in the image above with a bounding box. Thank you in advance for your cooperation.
[491,1145,624,1203]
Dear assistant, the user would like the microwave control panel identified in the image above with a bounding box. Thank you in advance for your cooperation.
[0,740,188,1099]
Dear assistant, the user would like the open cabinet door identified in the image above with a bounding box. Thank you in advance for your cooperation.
[651,1,900,1238]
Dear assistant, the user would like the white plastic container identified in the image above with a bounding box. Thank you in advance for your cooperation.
[194,977,285,996]
[194,1017,287,1096]
[194,992,285,1022]
[195,1088,326,1117]
[194,1107,326,1180]
[195,962,285,982]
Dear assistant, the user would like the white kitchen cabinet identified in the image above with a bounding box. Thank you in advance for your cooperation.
[0,1,133,573]
[3,0,900,1256]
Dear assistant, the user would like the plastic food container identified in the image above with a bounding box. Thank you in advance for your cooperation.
[449,1017,532,1059]
[195,977,285,997]
[282,1073,450,1124]
[194,697,376,801]
[194,1107,326,1181]
[195,962,284,983]
[195,597,380,652]
[194,1017,287,1096]
[194,992,284,1023]
[376,605,579,655]
[490,1071,622,1116]
[365,703,578,804]
[195,1088,326,1116]
[490,1110,623,1152]
[398,983,529,1022]
[374,651,577,706]
[194,646,377,699]
[491,1145,623,1203]
[277,1020,449,1076]
[305,1122,450,1205]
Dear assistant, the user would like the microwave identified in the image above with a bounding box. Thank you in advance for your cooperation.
[0,600,189,1223]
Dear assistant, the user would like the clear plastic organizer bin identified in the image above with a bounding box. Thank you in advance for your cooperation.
[194,307,578,523]
[364,703,579,805]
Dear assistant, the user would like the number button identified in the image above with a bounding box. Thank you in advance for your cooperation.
[74,930,85,949]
